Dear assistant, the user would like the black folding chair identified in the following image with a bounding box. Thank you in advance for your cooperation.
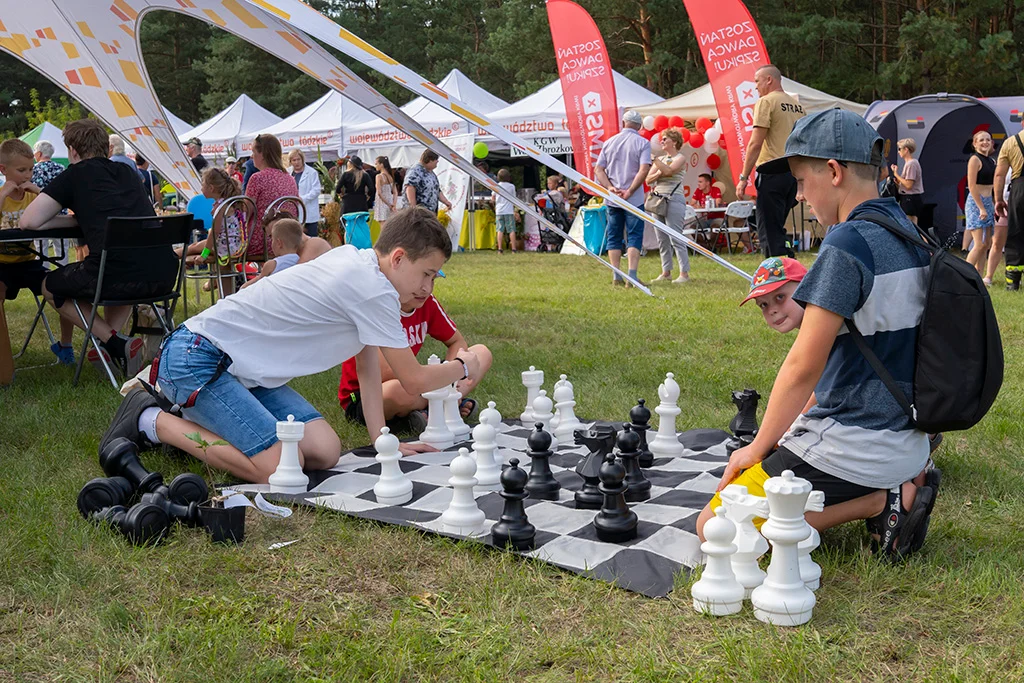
[72,214,193,388]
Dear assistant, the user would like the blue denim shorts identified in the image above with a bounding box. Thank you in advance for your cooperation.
[605,205,645,251]
[157,326,323,457]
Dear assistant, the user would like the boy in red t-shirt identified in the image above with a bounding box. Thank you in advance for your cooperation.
[339,291,493,435]
[689,173,725,222]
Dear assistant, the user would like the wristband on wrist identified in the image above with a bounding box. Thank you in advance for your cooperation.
[200,247,211,259]
[454,356,469,380]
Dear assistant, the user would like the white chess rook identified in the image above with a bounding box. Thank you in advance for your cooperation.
[720,484,770,598]
[691,507,745,616]
[268,414,308,494]
[750,471,816,626]
[472,421,501,491]
[520,366,544,426]
[419,355,455,449]
[440,447,487,535]
[373,427,413,505]
[443,383,472,440]
[799,491,825,591]
[531,390,557,449]
[649,372,684,459]
[552,374,583,445]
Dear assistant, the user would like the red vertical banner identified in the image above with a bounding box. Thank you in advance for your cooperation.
[546,0,619,179]
[681,0,770,187]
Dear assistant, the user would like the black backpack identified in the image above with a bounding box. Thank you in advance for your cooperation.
[846,212,1003,433]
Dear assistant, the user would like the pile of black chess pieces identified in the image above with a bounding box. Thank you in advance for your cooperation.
[491,391,760,551]
[77,437,209,546]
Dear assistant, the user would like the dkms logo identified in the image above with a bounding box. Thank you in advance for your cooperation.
[736,80,759,108]
[582,91,602,115]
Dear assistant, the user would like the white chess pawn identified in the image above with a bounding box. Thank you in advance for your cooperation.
[751,470,816,626]
[720,484,771,598]
[443,382,472,441]
[471,421,501,490]
[691,506,744,616]
[479,400,502,429]
[520,366,544,426]
[268,414,308,494]
[419,355,455,449]
[549,374,572,434]
[649,372,683,458]
[373,427,413,505]
[799,491,825,591]
[531,390,557,449]
[552,376,582,445]
[440,447,486,535]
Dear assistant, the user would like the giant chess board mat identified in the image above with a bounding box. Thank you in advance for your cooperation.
[235,421,731,598]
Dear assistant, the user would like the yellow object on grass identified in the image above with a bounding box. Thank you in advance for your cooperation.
[459,208,496,250]
[707,462,771,530]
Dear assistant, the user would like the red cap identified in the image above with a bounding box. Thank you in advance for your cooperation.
[740,257,808,306]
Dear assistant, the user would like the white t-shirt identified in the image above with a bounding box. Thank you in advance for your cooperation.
[493,181,516,216]
[185,246,407,389]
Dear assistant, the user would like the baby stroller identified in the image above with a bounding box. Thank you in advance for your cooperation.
[534,191,570,252]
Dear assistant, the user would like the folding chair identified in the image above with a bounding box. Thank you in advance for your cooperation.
[72,214,193,388]
[182,196,256,318]
[716,201,756,254]
[255,196,306,261]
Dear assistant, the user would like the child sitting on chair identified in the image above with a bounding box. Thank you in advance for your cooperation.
[177,168,245,294]
[241,218,302,289]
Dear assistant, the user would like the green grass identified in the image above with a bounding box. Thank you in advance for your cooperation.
[2,250,1023,682]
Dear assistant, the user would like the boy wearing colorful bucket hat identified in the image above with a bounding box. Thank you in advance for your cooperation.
[739,256,808,333]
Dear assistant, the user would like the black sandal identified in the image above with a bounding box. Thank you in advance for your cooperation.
[459,397,478,420]
[866,483,933,563]
[908,465,942,554]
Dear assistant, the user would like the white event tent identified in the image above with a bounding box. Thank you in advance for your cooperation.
[180,94,281,159]
[633,77,867,120]
[347,68,509,166]
[165,110,194,138]
[238,90,374,160]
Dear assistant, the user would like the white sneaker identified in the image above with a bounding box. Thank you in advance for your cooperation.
[652,273,672,282]
[673,274,691,284]
[983,277,993,287]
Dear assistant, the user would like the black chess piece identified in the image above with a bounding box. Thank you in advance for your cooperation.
[90,503,170,545]
[593,452,638,543]
[525,423,560,501]
[573,424,617,509]
[629,399,654,467]
[99,437,164,495]
[616,424,651,503]
[729,389,761,437]
[139,490,203,527]
[491,458,536,551]
[77,476,134,519]
[161,473,209,506]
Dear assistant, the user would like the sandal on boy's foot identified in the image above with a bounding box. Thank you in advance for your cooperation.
[908,466,942,554]
[867,484,933,564]
[100,389,160,455]
[387,409,428,436]
[50,342,75,366]
[459,397,478,420]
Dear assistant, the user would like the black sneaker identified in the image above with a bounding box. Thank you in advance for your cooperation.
[100,389,159,456]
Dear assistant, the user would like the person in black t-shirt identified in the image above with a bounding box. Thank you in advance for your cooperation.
[19,119,178,377]
[186,137,208,173]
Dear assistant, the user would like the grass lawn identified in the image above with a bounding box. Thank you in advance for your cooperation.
[2,249,1023,682]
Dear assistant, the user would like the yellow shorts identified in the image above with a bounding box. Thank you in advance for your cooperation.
[707,462,771,530]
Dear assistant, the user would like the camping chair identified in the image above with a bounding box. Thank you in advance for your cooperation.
[255,196,305,262]
[10,293,60,376]
[715,201,756,254]
[73,214,193,388]
[342,211,372,249]
[182,196,256,318]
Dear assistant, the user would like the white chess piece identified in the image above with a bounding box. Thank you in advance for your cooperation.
[268,414,308,494]
[552,375,583,445]
[691,507,744,616]
[373,427,413,505]
[479,400,502,428]
[649,372,683,458]
[799,490,825,591]
[419,355,455,449]
[531,390,557,449]
[520,366,544,426]
[471,421,501,491]
[720,484,771,598]
[443,382,471,441]
[550,374,572,433]
[440,447,486,535]
[750,470,816,626]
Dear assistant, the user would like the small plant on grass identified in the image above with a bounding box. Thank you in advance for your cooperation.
[184,431,229,507]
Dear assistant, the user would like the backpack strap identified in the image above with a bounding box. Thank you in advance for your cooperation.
[857,211,938,251]
[1013,133,1024,178]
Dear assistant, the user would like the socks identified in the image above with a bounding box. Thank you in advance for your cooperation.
[104,332,127,360]
[628,268,638,281]
[138,406,162,445]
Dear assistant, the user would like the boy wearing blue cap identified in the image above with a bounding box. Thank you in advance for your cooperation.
[698,109,940,561]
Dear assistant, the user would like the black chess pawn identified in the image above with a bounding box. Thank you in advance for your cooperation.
[99,437,164,495]
[616,424,651,502]
[629,399,654,467]
[90,502,170,545]
[593,452,638,543]
[139,489,204,528]
[158,473,209,507]
[573,424,617,509]
[525,423,560,501]
[77,476,134,519]
[729,389,761,437]
[491,458,536,551]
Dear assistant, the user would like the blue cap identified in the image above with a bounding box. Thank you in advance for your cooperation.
[757,108,884,175]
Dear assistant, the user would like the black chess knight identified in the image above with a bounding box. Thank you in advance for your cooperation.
[727,389,761,454]
[573,424,617,509]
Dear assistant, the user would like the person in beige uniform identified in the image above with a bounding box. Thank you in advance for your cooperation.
[736,65,806,257]
[994,119,1024,291]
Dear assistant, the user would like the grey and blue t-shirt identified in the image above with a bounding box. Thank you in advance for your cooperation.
[779,197,931,489]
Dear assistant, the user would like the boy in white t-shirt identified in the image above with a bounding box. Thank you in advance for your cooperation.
[100,207,481,484]
[240,217,303,289]
[492,167,518,253]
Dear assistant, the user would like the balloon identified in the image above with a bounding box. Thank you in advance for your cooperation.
[696,117,713,133]
[669,115,685,128]
[705,128,721,144]
[654,115,669,131]
[689,131,705,148]
[704,141,719,154]
[707,154,722,170]
[473,142,489,159]
[640,127,655,140]
[643,115,656,131]
[718,135,728,150]
[680,127,691,143]
[713,118,723,132]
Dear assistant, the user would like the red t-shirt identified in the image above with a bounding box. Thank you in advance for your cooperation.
[337,295,458,407]
[693,186,725,219]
